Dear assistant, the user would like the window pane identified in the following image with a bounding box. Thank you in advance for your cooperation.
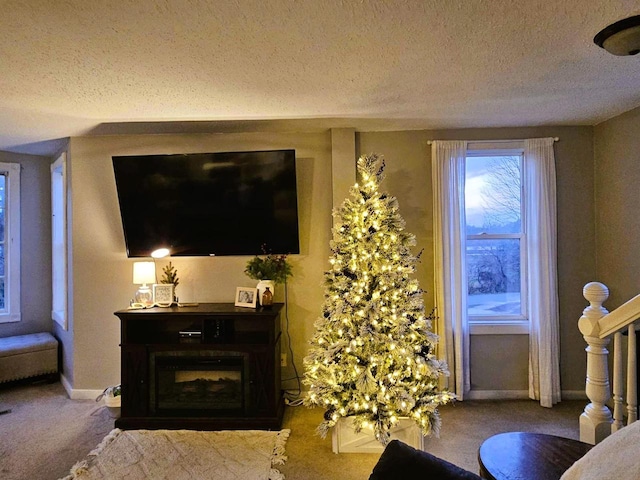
[467,238,521,316]
[0,175,7,313]
[0,174,4,239]
[465,156,521,234]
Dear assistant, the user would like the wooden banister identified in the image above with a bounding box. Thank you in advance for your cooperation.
[598,294,640,338]
[627,324,638,424]
[612,331,624,432]
[580,282,639,444]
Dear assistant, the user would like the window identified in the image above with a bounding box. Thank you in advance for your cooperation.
[464,149,527,334]
[0,162,21,323]
[432,138,559,402]
[51,153,67,329]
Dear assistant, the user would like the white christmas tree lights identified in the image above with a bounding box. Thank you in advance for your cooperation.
[303,153,453,445]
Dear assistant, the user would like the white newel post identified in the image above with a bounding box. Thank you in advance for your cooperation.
[578,282,613,444]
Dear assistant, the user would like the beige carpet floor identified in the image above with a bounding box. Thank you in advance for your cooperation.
[0,380,585,480]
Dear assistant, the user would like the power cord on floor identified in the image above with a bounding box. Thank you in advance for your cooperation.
[281,279,303,406]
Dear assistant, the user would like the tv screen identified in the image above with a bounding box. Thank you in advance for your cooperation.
[112,149,300,257]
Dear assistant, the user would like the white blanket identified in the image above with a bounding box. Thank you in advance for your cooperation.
[560,420,640,480]
[60,428,290,480]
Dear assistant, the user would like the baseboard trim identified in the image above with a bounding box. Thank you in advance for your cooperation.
[60,373,104,400]
[467,390,529,400]
[60,373,72,397]
[465,390,588,401]
[59,375,586,404]
[561,390,588,400]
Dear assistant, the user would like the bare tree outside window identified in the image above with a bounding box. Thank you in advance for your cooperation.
[480,156,521,229]
[465,155,524,318]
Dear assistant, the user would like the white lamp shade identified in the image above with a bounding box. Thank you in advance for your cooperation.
[133,261,156,285]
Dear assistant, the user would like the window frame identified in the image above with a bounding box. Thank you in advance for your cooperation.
[0,162,21,323]
[465,147,528,335]
[51,153,68,330]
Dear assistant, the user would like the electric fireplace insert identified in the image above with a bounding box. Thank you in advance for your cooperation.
[150,350,250,416]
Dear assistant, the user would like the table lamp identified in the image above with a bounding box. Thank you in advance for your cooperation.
[133,261,156,307]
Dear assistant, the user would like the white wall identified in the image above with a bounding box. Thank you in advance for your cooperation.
[594,105,640,308]
[0,151,52,338]
[67,132,333,391]
[63,123,596,397]
[358,126,595,394]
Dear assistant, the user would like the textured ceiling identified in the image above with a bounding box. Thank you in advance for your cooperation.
[1,0,639,155]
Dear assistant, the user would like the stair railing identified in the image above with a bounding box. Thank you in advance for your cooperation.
[579,282,638,444]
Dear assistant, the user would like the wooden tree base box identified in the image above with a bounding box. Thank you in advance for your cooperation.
[331,417,425,453]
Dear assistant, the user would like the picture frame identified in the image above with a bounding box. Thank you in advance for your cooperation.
[153,283,175,307]
[235,287,258,308]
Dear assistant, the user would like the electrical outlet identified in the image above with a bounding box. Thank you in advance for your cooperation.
[280,353,287,367]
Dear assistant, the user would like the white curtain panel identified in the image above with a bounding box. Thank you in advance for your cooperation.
[524,137,561,407]
[431,140,470,400]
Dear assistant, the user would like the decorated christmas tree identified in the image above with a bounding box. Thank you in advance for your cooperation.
[303,153,453,445]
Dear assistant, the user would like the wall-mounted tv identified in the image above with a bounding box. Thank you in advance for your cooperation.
[112,149,300,257]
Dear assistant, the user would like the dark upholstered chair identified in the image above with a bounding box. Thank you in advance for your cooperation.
[369,439,482,480]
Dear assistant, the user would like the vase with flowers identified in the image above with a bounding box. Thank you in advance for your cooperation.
[244,246,293,305]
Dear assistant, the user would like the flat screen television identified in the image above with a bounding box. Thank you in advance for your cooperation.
[112,149,300,257]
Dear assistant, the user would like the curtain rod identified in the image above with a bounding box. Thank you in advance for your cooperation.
[426,137,559,145]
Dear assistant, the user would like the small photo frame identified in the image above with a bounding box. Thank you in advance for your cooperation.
[153,283,174,307]
[235,287,258,308]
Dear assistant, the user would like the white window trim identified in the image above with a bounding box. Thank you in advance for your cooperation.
[465,148,528,335]
[51,153,68,330]
[469,320,529,335]
[0,163,21,323]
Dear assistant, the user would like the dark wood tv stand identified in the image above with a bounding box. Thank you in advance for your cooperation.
[114,303,284,431]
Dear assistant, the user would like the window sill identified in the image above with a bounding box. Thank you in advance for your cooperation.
[0,313,21,324]
[469,321,528,335]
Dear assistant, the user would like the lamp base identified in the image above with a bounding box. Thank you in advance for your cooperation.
[134,284,154,307]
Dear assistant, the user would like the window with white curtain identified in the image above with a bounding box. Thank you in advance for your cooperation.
[465,148,528,334]
[432,137,560,405]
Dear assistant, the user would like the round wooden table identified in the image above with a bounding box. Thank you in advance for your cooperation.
[478,432,592,480]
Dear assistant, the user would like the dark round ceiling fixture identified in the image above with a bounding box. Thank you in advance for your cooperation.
[594,15,640,56]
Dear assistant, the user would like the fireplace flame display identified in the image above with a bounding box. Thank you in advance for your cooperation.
[151,352,248,415]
